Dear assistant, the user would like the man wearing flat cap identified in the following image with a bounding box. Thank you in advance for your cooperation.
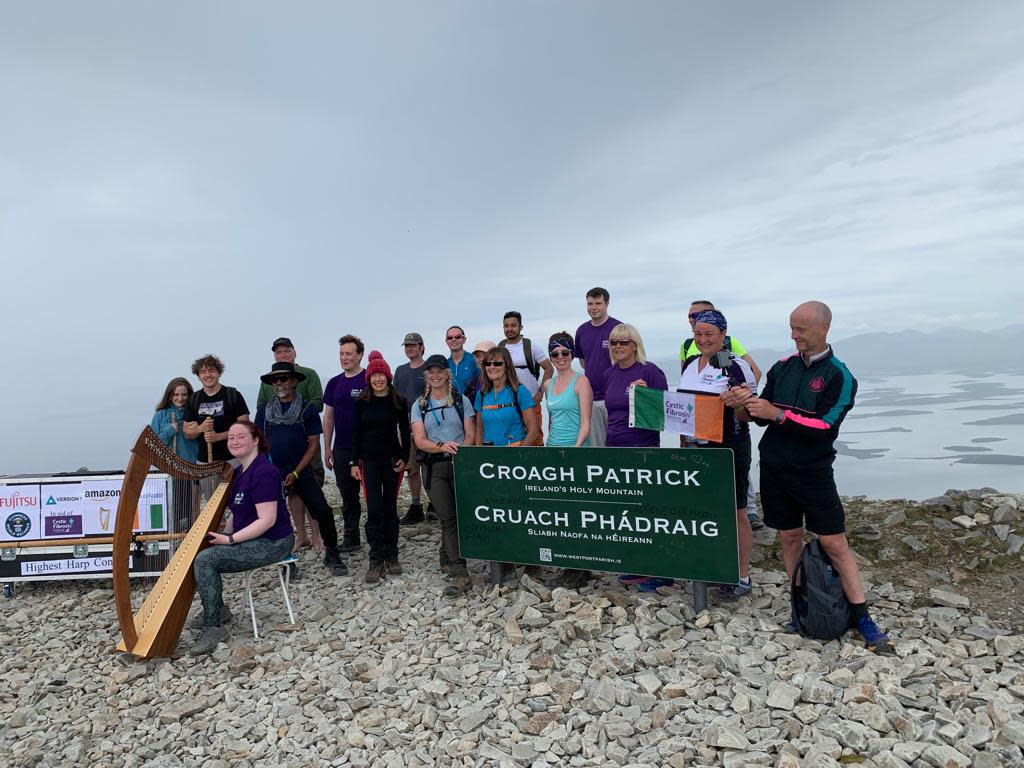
[254,362,347,576]
[257,337,324,413]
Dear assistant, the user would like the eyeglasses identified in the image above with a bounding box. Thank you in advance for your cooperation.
[270,375,293,384]
[483,361,505,368]
[446,334,465,341]
[549,350,571,359]
[608,339,634,347]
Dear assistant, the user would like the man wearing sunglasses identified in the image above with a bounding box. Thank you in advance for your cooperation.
[446,325,479,399]
[254,362,348,577]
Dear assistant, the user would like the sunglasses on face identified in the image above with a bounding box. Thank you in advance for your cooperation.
[688,312,703,320]
[549,350,571,359]
[446,334,465,341]
[608,339,634,347]
[483,361,505,368]
[270,376,293,384]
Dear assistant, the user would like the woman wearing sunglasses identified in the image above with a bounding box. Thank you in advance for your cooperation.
[604,323,671,592]
[541,332,594,589]
[542,332,592,448]
[473,346,538,447]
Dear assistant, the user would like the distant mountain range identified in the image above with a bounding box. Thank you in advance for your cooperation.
[746,325,1024,376]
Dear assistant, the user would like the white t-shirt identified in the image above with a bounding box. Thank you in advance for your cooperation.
[678,355,755,394]
[503,339,548,396]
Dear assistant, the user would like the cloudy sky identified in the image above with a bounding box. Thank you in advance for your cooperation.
[3,2,1022,473]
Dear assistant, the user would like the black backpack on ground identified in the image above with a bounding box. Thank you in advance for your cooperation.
[790,539,852,641]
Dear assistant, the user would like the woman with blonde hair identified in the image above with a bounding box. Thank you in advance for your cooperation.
[411,355,476,594]
[603,323,670,592]
[603,323,667,448]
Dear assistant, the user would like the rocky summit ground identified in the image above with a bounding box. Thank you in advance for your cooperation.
[1,486,1023,768]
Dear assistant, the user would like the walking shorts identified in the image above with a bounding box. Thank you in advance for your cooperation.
[760,464,845,536]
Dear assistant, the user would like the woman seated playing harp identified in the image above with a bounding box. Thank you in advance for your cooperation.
[189,421,295,655]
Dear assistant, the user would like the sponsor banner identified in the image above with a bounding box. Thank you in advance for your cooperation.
[41,483,85,538]
[630,386,724,442]
[20,555,123,576]
[0,485,41,543]
[454,446,739,583]
[80,478,167,535]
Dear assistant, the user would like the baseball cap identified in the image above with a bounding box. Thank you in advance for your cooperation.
[271,337,294,351]
[402,332,424,345]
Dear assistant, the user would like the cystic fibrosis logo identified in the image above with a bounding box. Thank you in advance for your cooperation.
[809,377,825,393]
[5,512,31,538]
[234,491,246,506]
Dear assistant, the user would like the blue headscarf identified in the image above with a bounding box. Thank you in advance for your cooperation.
[693,309,727,332]
[548,336,575,356]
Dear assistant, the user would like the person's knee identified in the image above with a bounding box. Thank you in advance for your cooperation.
[778,528,803,547]
[817,533,851,558]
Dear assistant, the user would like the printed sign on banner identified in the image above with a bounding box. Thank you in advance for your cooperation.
[40,483,85,538]
[80,479,168,535]
[0,484,41,543]
[454,446,739,584]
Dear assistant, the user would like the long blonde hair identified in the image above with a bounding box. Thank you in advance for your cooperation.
[608,323,647,364]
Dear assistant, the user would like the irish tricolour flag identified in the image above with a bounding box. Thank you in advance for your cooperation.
[629,386,724,443]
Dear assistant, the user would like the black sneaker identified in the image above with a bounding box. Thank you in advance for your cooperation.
[399,503,425,526]
[340,538,361,553]
[324,550,348,576]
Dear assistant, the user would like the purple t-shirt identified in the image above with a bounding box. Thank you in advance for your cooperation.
[229,453,293,541]
[604,361,668,447]
[323,370,367,451]
[574,316,621,400]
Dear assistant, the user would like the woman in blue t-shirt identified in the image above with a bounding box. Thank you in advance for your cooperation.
[189,421,295,656]
[473,347,538,447]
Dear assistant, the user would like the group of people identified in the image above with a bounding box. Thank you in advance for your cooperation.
[151,288,892,656]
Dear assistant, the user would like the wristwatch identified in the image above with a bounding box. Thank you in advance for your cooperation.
[436,441,445,452]
[774,409,787,424]
[228,533,236,545]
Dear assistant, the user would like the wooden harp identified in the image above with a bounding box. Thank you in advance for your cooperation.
[112,426,234,659]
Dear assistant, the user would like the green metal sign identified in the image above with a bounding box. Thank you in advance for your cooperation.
[454,446,739,583]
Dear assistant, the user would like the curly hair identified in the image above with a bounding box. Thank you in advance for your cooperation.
[191,354,224,376]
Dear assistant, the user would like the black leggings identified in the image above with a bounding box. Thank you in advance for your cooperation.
[290,468,340,551]
[359,458,401,564]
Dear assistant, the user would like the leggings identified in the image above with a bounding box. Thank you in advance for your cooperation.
[359,458,402,564]
[193,533,294,627]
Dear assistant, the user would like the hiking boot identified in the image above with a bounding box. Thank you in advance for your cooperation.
[399,503,425,526]
[385,560,403,575]
[364,562,385,584]
[189,625,229,656]
[340,537,361,553]
[749,515,765,530]
[324,550,348,577]
[189,604,232,629]
[443,575,471,597]
[637,578,676,593]
[855,616,894,655]
[560,569,591,590]
[718,577,753,601]
[617,574,651,585]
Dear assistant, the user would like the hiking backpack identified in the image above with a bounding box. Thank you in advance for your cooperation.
[499,337,540,380]
[790,539,853,641]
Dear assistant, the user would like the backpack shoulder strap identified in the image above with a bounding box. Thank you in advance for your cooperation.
[724,335,733,352]
[450,387,465,423]
[523,337,539,379]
